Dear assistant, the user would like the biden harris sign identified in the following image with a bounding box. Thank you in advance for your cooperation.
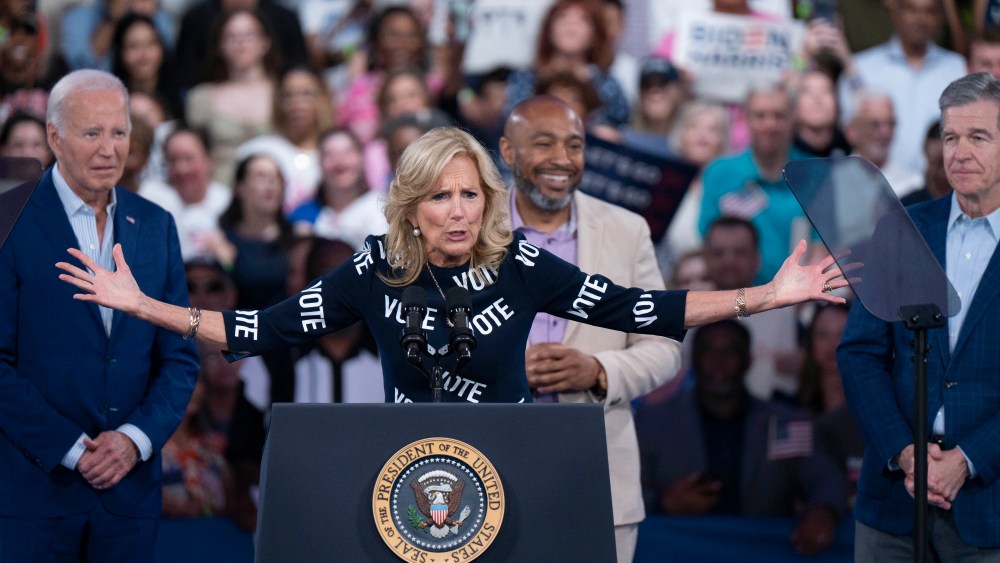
[674,12,805,104]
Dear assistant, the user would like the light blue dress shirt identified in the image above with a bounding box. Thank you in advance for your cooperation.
[52,163,117,335]
[52,164,153,469]
[937,193,1000,477]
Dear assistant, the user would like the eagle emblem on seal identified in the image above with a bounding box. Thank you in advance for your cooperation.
[409,470,472,538]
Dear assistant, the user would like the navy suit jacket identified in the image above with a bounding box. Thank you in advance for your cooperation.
[838,195,1000,547]
[0,169,198,518]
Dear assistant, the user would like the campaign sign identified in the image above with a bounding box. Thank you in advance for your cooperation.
[673,12,805,104]
[579,135,699,243]
[647,1,793,51]
[461,0,556,74]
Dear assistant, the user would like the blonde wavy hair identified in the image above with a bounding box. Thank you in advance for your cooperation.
[381,127,513,287]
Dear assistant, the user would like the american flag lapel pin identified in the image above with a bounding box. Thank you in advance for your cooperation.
[126,215,136,224]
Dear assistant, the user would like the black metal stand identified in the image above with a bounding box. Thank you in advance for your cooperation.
[406,344,472,404]
[399,286,477,403]
[899,304,946,563]
[430,361,444,403]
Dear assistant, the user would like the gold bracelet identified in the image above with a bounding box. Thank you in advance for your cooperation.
[183,307,202,340]
[734,288,750,319]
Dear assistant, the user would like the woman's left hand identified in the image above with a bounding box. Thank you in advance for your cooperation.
[56,243,146,316]
[769,240,852,307]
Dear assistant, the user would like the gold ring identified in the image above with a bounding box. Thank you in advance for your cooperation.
[822,282,832,293]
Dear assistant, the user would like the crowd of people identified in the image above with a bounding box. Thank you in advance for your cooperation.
[4,0,1000,560]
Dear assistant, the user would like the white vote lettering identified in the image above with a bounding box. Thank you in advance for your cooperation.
[354,244,374,275]
[384,295,437,330]
[299,281,326,332]
[453,266,498,291]
[442,372,487,403]
[514,240,540,267]
[470,298,513,335]
[422,307,438,330]
[633,293,657,328]
[234,309,259,340]
[566,276,608,319]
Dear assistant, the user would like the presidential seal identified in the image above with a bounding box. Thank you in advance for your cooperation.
[372,437,504,562]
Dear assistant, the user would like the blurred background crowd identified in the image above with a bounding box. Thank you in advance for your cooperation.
[1,0,993,557]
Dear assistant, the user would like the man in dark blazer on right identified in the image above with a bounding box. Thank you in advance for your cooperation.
[839,72,1000,560]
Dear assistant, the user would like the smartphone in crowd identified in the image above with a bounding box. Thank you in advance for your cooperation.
[809,0,839,22]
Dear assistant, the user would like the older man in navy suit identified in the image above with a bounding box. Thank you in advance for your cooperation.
[0,70,198,561]
[839,72,1000,560]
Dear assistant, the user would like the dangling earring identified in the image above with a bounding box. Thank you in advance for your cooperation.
[412,226,421,237]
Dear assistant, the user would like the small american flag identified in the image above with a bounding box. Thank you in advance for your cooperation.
[767,416,813,460]
[719,180,769,219]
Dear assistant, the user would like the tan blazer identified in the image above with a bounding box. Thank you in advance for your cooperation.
[557,191,682,526]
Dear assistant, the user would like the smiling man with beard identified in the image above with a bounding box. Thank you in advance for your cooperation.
[499,95,682,563]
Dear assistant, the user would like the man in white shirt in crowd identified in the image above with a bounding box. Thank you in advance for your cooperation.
[140,124,231,260]
[838,0,965,176]
[843,89,922,198]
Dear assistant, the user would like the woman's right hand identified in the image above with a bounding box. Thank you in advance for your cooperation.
[56,243,146,316]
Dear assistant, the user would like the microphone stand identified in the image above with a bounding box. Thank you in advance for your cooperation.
[899,304,946,563]
[402,287,478,403]
[431,360,444,403]
[406,333,476,403]
[407,347,450,403]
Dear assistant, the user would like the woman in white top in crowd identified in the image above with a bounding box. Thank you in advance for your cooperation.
[236,66,335,214]
[287,128,387,249]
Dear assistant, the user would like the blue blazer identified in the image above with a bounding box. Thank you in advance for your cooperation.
[0,169,198,518]
[838,195,1000,547]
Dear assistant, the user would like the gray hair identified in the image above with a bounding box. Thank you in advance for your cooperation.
[47,70,131,134]
[744,78,796,111]
[939,72,1000,129]
[846,88,894,124]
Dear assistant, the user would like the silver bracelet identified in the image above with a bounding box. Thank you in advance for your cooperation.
[734,288,750,319]
[183,307,202,340]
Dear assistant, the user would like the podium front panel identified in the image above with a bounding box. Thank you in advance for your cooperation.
[256,403,616,562]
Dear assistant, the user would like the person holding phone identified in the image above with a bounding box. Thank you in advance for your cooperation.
[636,320,847,555]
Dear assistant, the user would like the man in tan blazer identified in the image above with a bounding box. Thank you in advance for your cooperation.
[500,95,681,563]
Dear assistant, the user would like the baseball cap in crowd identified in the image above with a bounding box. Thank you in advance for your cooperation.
[184,256,233,291]
[639,57,680,89]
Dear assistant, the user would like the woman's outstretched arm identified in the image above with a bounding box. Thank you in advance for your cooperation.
[683,240,849,329]
[57,244,230,350]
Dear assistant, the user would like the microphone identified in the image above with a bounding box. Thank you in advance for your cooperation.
[445,286,477,367]
[399,286,427,365]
